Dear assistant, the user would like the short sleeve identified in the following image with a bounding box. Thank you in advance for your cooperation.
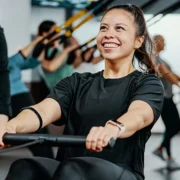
[130,74,164,123]
[21,57,40,70]
[47,73,78,125]
[8,53,24,68]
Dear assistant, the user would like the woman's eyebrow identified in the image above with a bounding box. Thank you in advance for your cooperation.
[116,23,127,27]
[100,23,127,27]
[100,23,108,26]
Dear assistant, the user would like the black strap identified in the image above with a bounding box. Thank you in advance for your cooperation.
[19,50,27,59]
[0,139,44,155]
[20,107,43,131]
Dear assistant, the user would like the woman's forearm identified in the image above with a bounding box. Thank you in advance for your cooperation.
[7,109,42,133]
[7,98,62,133]
[0,115,8,122]
[116,111,145,138]
[20,36,43,58]
[115,101,154,138]
[42,50,68,72]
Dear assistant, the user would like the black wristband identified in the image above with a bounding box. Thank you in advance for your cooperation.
[20,107,43,131]
[19,50,27,59]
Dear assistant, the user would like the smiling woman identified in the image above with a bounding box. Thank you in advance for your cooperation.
[3,4,164,180]
[97,5,156,77]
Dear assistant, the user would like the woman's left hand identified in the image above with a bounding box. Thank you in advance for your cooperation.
[86,124,119,152]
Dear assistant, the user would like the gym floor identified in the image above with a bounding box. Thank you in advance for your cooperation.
[0,134,180,180]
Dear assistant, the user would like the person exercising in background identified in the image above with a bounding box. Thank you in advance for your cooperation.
[40,35,80,90]
[152,35,180,169]
[8,21,55,158]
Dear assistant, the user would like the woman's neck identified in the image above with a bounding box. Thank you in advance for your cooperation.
[103,59,135,79]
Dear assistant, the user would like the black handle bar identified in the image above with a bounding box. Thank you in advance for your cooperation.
[3,133,116,148]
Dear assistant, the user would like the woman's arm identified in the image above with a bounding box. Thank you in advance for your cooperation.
[159,64,180,87]
[42,45,77,72]
[8,36,44,69]
[0,115,9,146]
[7,98,62,134]
[171,72,180,81]
[72,49,83,68]
[1,98,61,146]
[19,36,43,59]
[42,49,69,72]
[86,75,163,152]
[114,100,154,138]
[86,100,154,151]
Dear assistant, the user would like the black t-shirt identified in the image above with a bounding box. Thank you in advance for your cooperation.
[48,70,164,179]
[0,27,11,117]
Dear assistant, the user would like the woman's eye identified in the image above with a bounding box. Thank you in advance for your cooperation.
[116,26,124,30]
[100,26,107,30]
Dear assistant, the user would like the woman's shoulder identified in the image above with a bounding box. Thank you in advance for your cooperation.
[131,70,163,89]
[132,70,161,81]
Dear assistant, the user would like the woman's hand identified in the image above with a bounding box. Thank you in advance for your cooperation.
[0,118,7,147]
[83,47,96,62]
[91,56,103,64]
[0,120,16,149]
[86,124,119,152]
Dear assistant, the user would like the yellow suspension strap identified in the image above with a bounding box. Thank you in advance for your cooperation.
[32,0,103,58]
[45,0,114,60]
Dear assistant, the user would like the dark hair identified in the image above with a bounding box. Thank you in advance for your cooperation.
[63,37,73,48]
[63,36,78,48]
[38,20,56,36]
[102,4,156,74]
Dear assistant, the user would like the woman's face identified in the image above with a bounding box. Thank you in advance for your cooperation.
[96,9,143,62]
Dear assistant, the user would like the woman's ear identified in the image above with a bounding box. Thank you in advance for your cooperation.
[135,35,145,49]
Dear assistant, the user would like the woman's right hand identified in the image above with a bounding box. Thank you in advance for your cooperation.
[0,121,16,148]
[20,36,44,59]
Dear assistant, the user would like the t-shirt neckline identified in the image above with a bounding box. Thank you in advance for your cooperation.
[100,70,138,81]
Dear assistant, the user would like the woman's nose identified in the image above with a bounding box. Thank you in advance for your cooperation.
[104,30,115,39]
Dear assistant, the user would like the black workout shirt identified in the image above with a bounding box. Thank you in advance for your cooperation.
[0,27,11,117]
[48,70,164,179]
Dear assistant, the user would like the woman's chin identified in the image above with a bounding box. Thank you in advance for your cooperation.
[103,56,119,62]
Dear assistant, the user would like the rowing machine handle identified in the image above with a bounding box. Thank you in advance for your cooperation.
[3,134,116,149]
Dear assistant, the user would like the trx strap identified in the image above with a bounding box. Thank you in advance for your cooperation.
[0,139,44,155]
[33,0,114,60]
[66,37,96,64]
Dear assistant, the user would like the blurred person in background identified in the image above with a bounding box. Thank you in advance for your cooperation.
[8,21,56,158]
[152,35,180,169]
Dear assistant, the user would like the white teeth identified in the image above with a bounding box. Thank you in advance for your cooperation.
[103,43,119,48]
